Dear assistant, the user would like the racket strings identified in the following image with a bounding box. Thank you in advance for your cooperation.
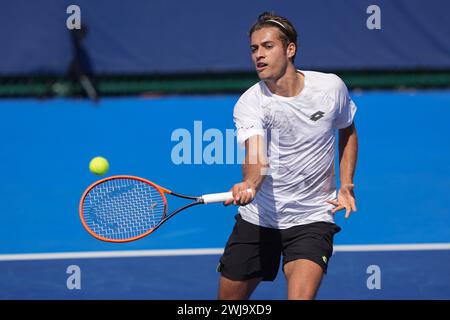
[82,178,166,240]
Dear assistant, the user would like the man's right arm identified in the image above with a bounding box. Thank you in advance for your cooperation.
[224,135,268,206]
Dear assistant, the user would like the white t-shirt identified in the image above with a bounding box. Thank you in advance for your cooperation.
[234,70,357,229]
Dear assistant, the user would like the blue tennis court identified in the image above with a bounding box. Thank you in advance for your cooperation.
[0,90,449,299]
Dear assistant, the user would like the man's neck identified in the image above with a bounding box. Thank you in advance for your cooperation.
[264,66,304,97]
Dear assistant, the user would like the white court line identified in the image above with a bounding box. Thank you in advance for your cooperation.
[334,243,450,252]
[0,243,449,261]
[0,248,223,261]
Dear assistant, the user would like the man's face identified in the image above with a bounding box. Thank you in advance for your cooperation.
[250,27,291,81]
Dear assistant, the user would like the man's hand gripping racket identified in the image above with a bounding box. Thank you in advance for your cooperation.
[79,175,253,242]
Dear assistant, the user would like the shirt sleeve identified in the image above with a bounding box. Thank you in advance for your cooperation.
[233,98,265,146]
[334,77,357,129]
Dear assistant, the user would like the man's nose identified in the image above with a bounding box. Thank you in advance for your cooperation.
[256,48,265,59]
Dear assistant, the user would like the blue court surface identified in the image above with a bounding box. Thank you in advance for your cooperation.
[0,90,449,299]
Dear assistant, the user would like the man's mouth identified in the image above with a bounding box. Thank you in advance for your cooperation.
[256,62,268,71]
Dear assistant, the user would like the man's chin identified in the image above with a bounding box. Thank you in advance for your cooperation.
[256,71,271,81]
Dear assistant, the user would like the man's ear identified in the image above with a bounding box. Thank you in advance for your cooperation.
[287,42,296,60]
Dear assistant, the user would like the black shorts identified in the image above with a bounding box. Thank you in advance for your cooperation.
[218,214,341,282]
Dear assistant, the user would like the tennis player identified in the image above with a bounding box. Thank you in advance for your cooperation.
[218,12,358,300]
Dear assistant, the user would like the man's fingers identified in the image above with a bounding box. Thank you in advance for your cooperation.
[223,199,232,206]
[331,205,345,214]
[345,208,351,218]
[231,187,240,201]
[327,200,339,206]
[351,200,357,212]
[245,189,255,201]
[235,188,255,206]
[239,190,248,203]
[226,183,256,207]
[328,200,344,214]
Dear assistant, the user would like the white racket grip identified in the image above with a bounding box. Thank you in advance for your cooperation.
[201,188,254,204]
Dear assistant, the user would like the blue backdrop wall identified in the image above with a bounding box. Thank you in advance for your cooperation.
[1,0,449,75]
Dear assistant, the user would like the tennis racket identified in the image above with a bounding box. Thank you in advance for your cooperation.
[79,175,250,243]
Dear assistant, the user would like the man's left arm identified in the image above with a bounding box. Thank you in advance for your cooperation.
[328,122,358,218]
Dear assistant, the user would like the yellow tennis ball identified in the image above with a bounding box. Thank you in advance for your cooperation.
[89,157,109,175]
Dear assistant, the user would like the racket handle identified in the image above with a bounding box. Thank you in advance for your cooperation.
[201,189,253,204]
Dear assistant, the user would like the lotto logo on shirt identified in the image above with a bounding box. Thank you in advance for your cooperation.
[310,111,325,121]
